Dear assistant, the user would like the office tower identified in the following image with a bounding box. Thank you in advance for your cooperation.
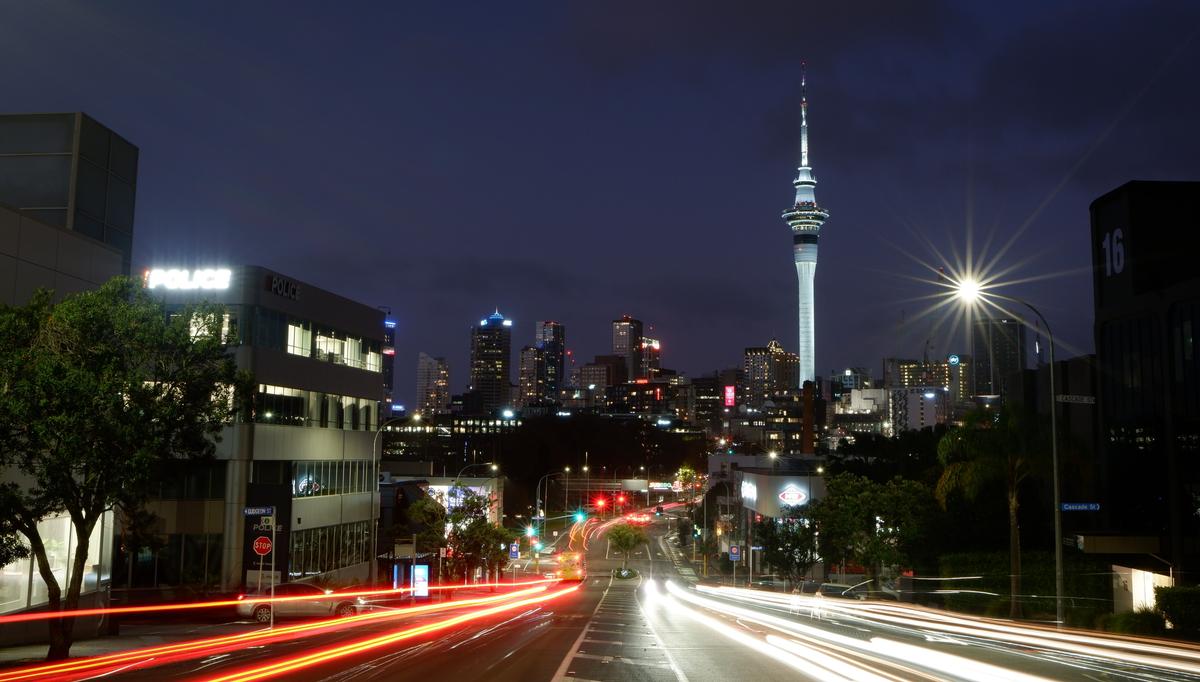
[469,310,513,414]
[744,340,799,406]
[640,337,662,379]
[612,315,643,381]
[0,113,138,273]
[536,321,565,401]
[518,345,545,407]
[780,66,829,386]
[1092,181,1200,572]
[416,352,450,415]
[972,318,1027,398]
[382,318,396,409]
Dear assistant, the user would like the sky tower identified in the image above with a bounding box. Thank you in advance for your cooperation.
[781,63,829,386]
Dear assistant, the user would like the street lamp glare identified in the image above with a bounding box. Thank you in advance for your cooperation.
[768,451,778,459]
[490,463,498,472]
[956,277,982,303]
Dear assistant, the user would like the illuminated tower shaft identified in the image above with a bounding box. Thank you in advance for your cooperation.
[781,65,829,386]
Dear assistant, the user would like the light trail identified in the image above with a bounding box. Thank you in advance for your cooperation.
[668,581,1056,682]
[0,586,552,682]
[199,584,581,682]
[0,578,557,626]
[698,584,1200,678]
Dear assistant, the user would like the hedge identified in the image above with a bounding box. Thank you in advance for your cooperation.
[1156,585,1200,632]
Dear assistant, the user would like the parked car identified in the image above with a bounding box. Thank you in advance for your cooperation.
[750,575,788,591]
[236,582,360,623]
[818,582,867,600]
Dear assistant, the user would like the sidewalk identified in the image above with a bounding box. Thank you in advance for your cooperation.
[0,620,259,668]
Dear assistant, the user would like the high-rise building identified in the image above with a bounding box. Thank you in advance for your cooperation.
[469,310,513,414]
[640,337,662,379]
[612,315,643,381]
[518,345,545,407]
[780,67,829,386]
[883,356,972,405]
[0,113,138,273]
[972,318,1027,399]
[536,321,565,401]
[416,352,450,416]
[1091,180,1200,575]
[744,340,799,406]
[382,318,396,411]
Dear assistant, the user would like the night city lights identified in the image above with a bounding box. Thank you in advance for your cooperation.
[1,3,1199,682]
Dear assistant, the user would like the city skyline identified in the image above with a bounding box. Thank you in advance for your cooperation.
[3,3,1197,408]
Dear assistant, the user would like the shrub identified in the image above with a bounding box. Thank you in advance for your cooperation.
[1108,609,1165,636]
[1156,586,1200,632]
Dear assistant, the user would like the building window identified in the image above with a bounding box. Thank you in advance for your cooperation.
[286,322,312,357]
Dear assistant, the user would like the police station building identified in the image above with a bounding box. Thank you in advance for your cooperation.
[127,265,385,592]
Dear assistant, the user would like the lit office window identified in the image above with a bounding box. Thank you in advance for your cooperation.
[287,322,312,357]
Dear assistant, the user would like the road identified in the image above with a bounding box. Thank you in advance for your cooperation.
[6,512,1200,681]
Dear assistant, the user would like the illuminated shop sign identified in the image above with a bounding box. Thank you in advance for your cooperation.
[778,484,808,506]
[723,385,736,407]
[741,480,757,501]
[145,268,231,290]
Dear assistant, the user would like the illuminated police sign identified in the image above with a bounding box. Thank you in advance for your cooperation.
[145,268,231,290]
[948,354,960,366]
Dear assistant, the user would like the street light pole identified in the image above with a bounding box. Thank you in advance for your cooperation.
[371,416,410,585]
[953,280,1063,627]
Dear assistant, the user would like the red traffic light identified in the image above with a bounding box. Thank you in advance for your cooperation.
[617,495,626,504]
[595,498,606,508]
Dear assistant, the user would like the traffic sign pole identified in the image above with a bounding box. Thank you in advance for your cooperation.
[270,517,276,628]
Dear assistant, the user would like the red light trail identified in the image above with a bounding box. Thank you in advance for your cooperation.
[201,584,581,682]
[0,578,556,626]
[0,585,559,682]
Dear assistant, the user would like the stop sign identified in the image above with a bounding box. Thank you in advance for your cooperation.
[253,536,272,556]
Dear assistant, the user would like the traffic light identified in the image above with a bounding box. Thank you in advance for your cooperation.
[693,526,701,537]
[534,542,544,551]
[574,510,586,523]
[595,498,606,509]
[617,494,626,504]
[525,526,535,537]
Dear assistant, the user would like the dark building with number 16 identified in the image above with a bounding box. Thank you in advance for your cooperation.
[1092,181,1200,576]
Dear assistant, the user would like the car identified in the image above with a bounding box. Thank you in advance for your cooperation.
[236,582,359,623]
[817,582,867,600]
[749,575,788,591]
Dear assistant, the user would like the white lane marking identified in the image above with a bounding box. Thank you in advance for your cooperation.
[551,574,615,682]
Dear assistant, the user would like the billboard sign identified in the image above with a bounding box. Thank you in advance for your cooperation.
[723,385,736,407]
[412,565,429,597]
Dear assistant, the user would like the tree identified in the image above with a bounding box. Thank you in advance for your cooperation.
[936,406,1048,618]
[404,496,448,581]
[810,473,934,590]
[606,523,647,571]
[754,505,819,589]
[444,488,512,582]
[0,279,243,660]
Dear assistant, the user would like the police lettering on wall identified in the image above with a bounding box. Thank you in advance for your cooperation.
[267,274,300,300]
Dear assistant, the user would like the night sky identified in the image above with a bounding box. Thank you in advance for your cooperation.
[4,2,1198,407]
